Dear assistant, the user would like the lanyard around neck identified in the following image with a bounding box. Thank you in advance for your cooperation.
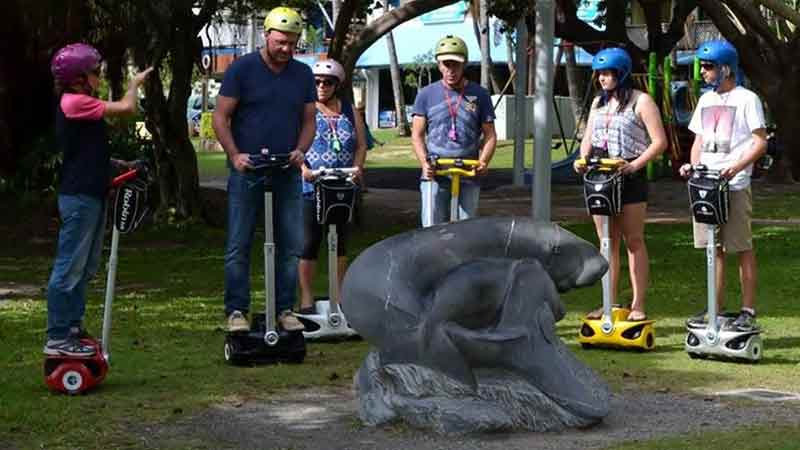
[442,80,466,127]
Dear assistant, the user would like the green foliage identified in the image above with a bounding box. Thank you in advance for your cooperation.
[403,50,436,92]
[487,0,536,25]
[106,117,155,163]
[0,129,61,196]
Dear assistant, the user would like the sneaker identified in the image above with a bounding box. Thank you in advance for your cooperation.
[278,310,305,331]
[69,326,93,339]
[227,311,250,332]
[43,337,96,357]
[686,309,708,327]
[730,310,757,331]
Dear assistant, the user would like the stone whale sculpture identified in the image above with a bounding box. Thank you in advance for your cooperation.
[343,217,612,433]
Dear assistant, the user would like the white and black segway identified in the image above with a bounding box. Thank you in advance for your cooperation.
[295,166,359,340]
[684,165,762,362]
[223,151,306,365]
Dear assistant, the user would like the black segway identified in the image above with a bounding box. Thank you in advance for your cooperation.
[223,151,306,365]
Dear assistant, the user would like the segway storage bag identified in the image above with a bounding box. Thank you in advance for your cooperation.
[584,169,623,216]
[688,173,729,225]
[314,177,357,226]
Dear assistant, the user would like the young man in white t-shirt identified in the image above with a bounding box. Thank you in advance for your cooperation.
[680,40,768,331]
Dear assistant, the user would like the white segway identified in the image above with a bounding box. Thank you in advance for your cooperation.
[223,151,306,364]
[295,166,359,340]
[684,165,762,362]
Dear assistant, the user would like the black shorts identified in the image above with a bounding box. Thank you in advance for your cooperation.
[589,148,648,204]
[621,170,648,204]
[301,198,348,260]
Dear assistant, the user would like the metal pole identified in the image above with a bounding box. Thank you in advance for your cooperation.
[512,18,528,186]
[532,0,554,222]
[101,228,120,363]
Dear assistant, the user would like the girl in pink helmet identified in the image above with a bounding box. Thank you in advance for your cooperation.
[44,43,153,357]
[297,59,367,315]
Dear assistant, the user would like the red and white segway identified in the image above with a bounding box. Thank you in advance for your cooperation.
[44,166,149,394]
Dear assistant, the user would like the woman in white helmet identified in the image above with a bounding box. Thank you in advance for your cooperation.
[297,59,367,315]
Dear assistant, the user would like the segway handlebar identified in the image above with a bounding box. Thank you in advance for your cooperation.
[682,163,723,179]
[427,155,480,177]
[250,152,291,170]
[310,166,359,179]
[575,157,625,172]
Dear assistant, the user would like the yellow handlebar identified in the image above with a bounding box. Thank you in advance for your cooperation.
[431,158,480,177]
[575,157,625,172]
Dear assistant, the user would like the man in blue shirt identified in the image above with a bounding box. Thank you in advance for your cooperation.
[213,6,316,333]
[411,35,497,227]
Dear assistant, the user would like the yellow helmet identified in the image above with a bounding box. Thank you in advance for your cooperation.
[264,7,303,35]
[435,35,468,63]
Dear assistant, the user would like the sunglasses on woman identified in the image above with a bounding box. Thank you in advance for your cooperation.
[315,78,336,87]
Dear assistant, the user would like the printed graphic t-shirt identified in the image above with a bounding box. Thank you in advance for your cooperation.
[688,86,766,190]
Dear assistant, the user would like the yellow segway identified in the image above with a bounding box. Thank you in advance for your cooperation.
[575,157,655,351]
[424,156,480,226]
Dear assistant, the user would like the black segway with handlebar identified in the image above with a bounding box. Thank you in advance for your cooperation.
[223,151,306,365]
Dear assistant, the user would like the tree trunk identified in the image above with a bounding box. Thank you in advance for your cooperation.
[479,0,490,90]
[563,41,586,137]
[140,43,202,220]
[385,2,410,136]
[766,89,800,183]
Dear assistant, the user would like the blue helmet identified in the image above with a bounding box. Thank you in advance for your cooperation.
[697,40,738,72]
[591,47,632,83]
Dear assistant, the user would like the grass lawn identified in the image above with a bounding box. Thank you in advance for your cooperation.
[1,214,799,449]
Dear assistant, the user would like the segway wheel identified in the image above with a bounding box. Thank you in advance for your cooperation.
[223,336,246,366]
[746,340,762,364]
[61,363,92,395]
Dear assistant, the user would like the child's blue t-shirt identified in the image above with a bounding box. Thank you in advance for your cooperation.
[219,52,316,156]
[412,80,495,159]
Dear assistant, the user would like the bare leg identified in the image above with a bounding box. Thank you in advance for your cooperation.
[738,250,757,310]
[621,202,648,320]
[298,258,317,310]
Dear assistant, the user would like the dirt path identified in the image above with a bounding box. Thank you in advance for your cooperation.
[139,385,800,450]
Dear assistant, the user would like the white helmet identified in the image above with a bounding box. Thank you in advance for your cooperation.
[312,59,345,83]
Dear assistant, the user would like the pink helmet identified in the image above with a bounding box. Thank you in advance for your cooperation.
[312,59,345,83]
[51,43,102,86]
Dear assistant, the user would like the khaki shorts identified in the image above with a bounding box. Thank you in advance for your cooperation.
[693,187,753,253]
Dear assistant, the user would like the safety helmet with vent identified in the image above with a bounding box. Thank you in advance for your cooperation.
[591,47,632,84]
[435,35,468,63]
[264,7,303,35]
